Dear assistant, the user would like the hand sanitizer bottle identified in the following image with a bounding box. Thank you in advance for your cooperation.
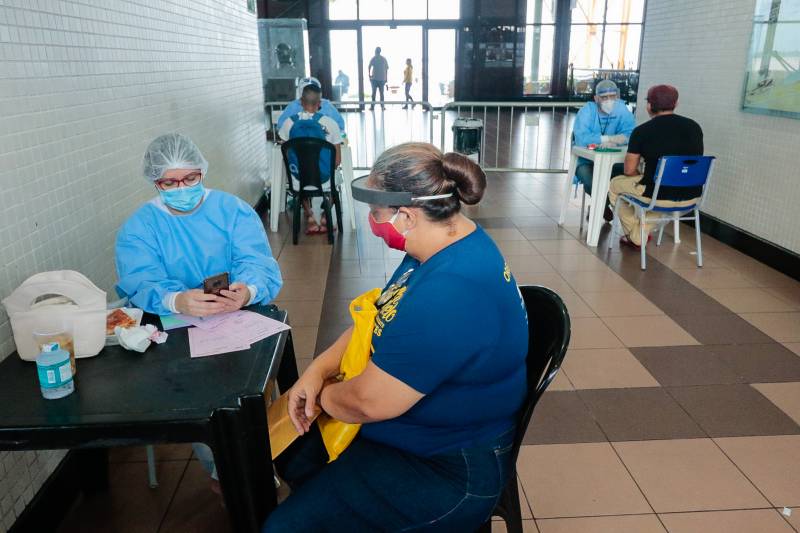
[36,342,75,399]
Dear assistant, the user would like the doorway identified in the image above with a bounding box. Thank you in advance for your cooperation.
[427,29,456,107]
[360,26,423,105]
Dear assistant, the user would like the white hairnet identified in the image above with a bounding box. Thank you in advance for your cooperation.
[595,79,619,96]
[142,133,209,182]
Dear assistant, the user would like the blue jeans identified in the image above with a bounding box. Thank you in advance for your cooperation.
[576,161,625,197]
[263,425,515,532]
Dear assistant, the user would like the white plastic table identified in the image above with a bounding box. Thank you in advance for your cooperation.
[269,143,356,233]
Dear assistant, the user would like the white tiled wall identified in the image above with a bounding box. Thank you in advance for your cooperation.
[637,0,800,254]
[0,0,267,528]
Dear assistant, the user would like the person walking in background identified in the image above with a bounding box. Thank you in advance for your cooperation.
[402,59,414,109]
[334,69,350,98]
[368,47,389,110]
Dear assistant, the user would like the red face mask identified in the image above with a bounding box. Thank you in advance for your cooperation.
[369,211,406,250]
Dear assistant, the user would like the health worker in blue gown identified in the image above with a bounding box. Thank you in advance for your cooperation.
[572,79,635,201]
[115,132,282,318]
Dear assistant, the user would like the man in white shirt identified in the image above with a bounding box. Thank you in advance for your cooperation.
[278,84,342,234]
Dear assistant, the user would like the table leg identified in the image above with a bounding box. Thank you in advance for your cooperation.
[75,448,109,494]
[558,153,579,226]
[270,145,282,233]
[673,214,681,243]
[586,157,613,247]
[277,329,299,394]
[212,395,276,533]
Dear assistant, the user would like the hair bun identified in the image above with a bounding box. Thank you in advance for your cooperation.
[441,152,486,205]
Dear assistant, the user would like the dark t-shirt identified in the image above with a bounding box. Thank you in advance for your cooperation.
[368,55,389,81]
[627,114,704,200]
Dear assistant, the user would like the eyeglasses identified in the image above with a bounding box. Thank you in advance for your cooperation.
[155,173,202,190]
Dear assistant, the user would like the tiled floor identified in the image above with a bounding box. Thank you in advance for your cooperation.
[58,171,800,532]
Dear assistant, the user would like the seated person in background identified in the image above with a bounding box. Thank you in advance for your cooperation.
[609,84,704,248]
[278,84,343,234]
[116,132,282,316]
[263,143,528,532]
[572,79,635,220]
[276,77,345,135]
[115,132,283,491]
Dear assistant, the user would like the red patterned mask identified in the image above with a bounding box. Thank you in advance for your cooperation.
[369,211,406,251]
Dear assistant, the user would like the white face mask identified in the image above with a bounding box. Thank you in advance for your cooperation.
[600,99,616,114]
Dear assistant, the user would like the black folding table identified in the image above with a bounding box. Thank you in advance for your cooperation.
[0,304,298,533]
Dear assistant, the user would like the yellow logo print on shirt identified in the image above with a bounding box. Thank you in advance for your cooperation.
[503,263,512,283]
[373,286,407,337]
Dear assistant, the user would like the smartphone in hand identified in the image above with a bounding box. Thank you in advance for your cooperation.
[203,272,230,296]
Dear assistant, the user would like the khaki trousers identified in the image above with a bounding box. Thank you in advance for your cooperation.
[608,175,698,246]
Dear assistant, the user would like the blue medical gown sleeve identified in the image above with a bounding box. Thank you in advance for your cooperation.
[572,104,601,147]
[320,100,346,132]
[115,217,188,315]
[229,201,283,305]
[276,100,302,130]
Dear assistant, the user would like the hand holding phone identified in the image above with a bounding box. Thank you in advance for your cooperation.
[203,273,230,296]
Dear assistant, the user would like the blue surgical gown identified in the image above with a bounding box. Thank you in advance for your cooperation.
[115,189,282,315]
[572,100,635,148]
[277,98,346,133]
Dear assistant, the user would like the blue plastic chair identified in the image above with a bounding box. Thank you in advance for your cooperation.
[609,155,716,270]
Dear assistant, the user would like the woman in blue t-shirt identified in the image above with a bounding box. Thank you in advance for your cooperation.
[264,143,529,532]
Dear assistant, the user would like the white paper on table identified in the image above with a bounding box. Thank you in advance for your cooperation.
[214,311,291,345]
[188,327,250,358]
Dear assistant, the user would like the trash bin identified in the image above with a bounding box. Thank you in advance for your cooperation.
[452,118,483,163]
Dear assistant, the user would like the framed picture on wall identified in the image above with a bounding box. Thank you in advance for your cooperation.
[741,0,800,119]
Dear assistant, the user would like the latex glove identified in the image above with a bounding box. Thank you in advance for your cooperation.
[609,134,627,145]
[601,135,610,143]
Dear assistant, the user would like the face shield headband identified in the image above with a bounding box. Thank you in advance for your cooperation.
[351,176,453,206]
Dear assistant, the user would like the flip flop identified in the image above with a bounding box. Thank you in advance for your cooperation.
[305,217,322,235]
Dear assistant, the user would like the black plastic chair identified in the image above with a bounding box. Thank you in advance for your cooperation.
[280,137,343,245]
[477,285,571,533]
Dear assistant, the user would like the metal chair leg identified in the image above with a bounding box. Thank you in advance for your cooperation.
[657,223,665,246]
[695,209,703,267]
[608,197,621,249]
[640,211,647,270]
[146,445,158,488]
[579,188,586,233]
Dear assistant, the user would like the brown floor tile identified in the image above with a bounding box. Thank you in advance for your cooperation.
[581,291,663,317]
[613,438,769,513]
[514,216,559,228]
[327,259,388,278]
[485,227,528,241]
[290,326,318,358]
[764,285,800,308]
[315,326,345,354]
[277,300,323,327]
[738,265,799,288]
[602,316,698,348]
[569,317,623,349]
[674,268,757,289]
[518,442,651,518]
[531,240,592,255]
[109,443,193,463]
[547,370,574,390]
[667,385,800,437]
[579,387,705,441]
[637,289,731,317]
[513,272,573,292]
[559,269,635,295]
[544,253,611,272]
[491,519,539,532]
[277,258,331,281]
[296,357,313,374]
[755,383,800,428]
[521,391,606,445]
[671,313,774,345]
[160,460,231,533]
[715,435,800,508]
[519,226,576,240]
[319,298,354,326]
[658,509,794,533]
[552,287,596,318]
[495,239,541,256]
[536,515,666,533]
[740,312,800,342]
[57,461,186,533]
[786,508,800,530]
[562,348,659,389]
[274,279,327,301]
[716,343,800,383]
[786,343,800,356]
[473,216,518,229]
[506,254,558,274]
[705,288,798,313]
[631,346,743,386]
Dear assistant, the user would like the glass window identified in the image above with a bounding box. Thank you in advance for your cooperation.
[572,0,605,23]
[359,0,392,20]
[604,0,645,23]
[428,29,457,106]
[523,25,555,95]
[328,0,357,20]
[569,24,603,69]
[394,0,426,19]
[330,30,359,101]
[601,24,642,69]
[526,0,555,24]
[428,0,460,19]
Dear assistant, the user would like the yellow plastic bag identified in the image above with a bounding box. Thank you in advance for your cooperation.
[317,287,382,462]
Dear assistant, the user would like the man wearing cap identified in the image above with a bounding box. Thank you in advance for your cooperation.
[609,84,704,248]
[572,79,636,219]
[276,77,346,134]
